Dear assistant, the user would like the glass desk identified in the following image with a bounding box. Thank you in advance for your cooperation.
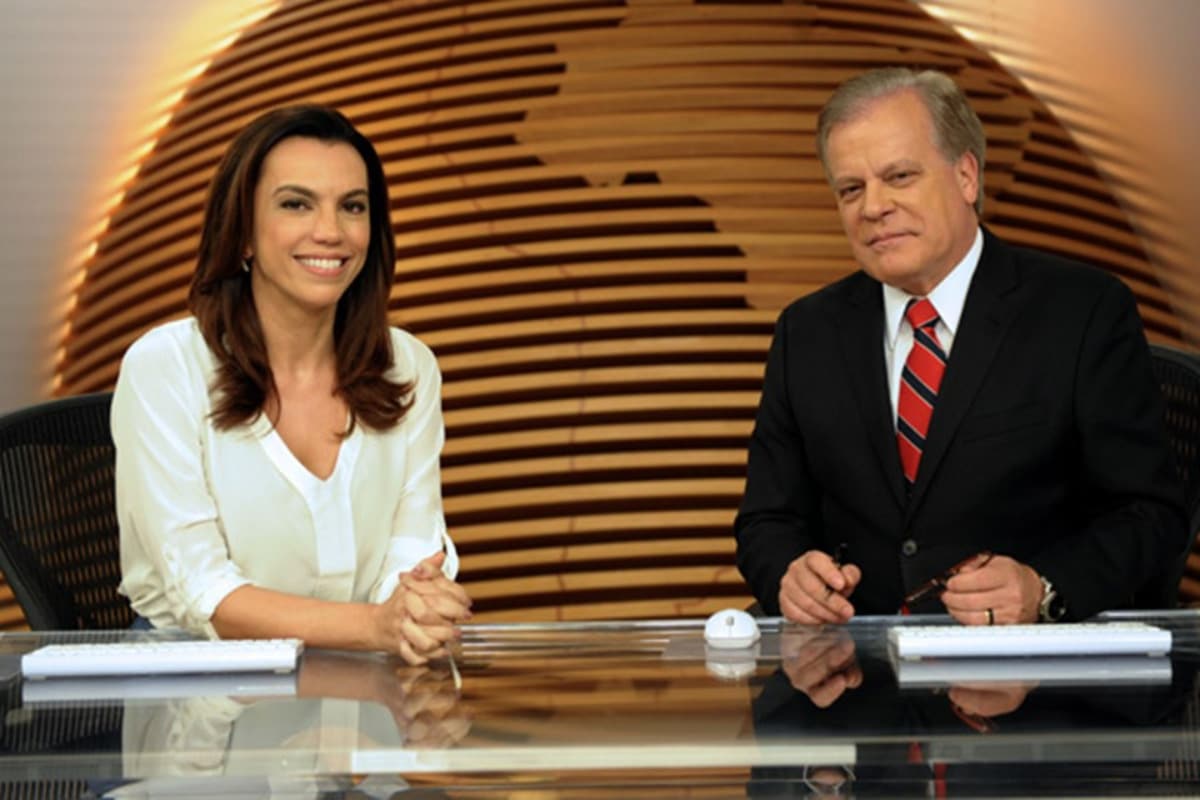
[0,611,1197,798]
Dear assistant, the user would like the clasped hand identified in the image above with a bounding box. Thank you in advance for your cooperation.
[375,663,472,748]
[377,551,472,664]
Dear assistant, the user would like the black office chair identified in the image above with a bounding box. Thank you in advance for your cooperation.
[0,392,132,630]
[1147,343,1200,608]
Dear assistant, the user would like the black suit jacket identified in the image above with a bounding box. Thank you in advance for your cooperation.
[735,229,1187,620]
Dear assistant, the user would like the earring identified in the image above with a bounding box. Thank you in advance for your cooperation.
[241,257,252,273]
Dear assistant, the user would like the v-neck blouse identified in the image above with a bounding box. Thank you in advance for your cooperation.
[112,318,457,637]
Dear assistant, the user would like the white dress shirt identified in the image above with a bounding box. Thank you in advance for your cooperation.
[113,318,458,637]
[883,227,984,424]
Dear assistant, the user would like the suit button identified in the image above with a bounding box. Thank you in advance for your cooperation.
[901,539,918,557]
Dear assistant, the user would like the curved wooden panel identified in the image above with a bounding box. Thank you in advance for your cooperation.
[48,0,1189,625]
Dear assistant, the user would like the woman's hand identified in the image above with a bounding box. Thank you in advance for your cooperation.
[401,551,472,625]
[374,552,473,664]
[298,651,471,747]
[378,664,472,748]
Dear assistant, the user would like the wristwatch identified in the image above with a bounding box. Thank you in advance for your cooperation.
[1038,575,1067,622]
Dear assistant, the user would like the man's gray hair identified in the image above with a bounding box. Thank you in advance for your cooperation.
[816,67,986,214]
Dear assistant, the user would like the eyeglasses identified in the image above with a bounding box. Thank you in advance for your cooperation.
[900,551,993,613]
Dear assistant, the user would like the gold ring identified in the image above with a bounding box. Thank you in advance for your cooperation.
[985,608,994,625]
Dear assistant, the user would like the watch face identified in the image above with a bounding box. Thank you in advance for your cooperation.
[1048,595,1067,621]
[1040,590,1065,622]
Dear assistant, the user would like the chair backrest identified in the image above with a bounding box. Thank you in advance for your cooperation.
[1147,344,1200,607]
[0,392,131,630]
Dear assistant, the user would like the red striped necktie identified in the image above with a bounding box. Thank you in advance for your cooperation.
[897,298,947,487]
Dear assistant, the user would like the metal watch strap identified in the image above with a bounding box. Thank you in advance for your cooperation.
[1038,574,1064,622]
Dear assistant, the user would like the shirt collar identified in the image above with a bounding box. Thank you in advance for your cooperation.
[883,226,983,350]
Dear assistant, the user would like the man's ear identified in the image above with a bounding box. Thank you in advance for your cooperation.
[956,150,980,208]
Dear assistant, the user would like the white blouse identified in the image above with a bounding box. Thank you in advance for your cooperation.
[113,318,458,637]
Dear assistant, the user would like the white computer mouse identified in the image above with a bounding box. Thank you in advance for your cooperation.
[704,608,761,649]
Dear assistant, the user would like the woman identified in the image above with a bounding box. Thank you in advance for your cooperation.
[113,105,470,664]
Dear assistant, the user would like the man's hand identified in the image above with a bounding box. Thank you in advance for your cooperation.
[948,682,1034,720]
[941,554,1042,625]
[780,627,862,708]
[778,550,861,624]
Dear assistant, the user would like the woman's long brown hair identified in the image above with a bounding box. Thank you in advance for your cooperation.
[187,105,412,432]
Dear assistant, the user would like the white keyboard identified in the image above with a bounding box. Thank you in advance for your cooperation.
[889,622,1171,660]
[21,638,303,679]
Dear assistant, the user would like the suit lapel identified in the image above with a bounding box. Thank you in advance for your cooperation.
[834,274,908,509]
[905,229,1023,518]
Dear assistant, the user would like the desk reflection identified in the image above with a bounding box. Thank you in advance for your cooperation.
[0,617,1196,797]
[118,651,468,798]
[752,620,1198,799]
[776,625,1038,728]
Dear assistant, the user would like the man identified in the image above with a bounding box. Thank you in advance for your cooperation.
[734,67,1187,625]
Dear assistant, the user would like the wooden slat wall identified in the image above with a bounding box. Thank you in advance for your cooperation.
[20,0,1190,628]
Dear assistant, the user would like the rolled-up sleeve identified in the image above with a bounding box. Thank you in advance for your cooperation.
[114,329,251,636]
[371,332,457,603]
